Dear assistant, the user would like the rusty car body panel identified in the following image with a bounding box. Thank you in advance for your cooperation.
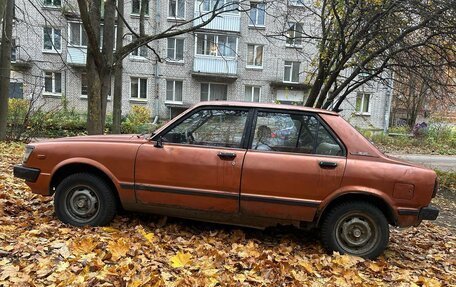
[15,101,438,229]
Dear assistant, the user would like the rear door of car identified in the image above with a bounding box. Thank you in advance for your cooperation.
[240,109,347,221]
[134,107,251,213]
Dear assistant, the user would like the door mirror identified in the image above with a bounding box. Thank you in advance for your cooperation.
[154,136,164,148]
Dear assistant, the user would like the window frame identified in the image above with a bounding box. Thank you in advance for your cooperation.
[130,35,148,58]
[244,85,261,102]
[286,22,303,47]
[130,77,148,101]
[80,73,88,98]
[197,0,240,14]
[43,71,62,96]
[43,27,62,53]
[166,79,184,104]
[200,82,228,101]
[43,0,61,7]
[194,33,238,58]
[131,0,149,15]
[155,106,254,150]
[167,38,185,62]
[168,0,186,19]
[247,108,347,157]
[249,2,266,27]
[283,61,300,83]
[246,44,264,69]
[68,22,88,47]
[355,92,371,115]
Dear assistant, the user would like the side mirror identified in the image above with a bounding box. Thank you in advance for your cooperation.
[154,136,164,148]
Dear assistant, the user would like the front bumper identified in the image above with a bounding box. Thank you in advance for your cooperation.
[13,164,40,182]
[419,205,439,221]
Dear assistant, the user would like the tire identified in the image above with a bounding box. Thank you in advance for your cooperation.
[54,173,117,226]
[320,201,389,259]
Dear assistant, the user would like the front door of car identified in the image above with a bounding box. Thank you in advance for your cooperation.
[134,108,250,213]
[240,110,347,221]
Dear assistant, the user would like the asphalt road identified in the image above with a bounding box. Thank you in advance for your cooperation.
[388,154,456,171]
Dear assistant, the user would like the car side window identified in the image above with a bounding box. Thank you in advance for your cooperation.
[162,109,248,148]
[252,112,343,156]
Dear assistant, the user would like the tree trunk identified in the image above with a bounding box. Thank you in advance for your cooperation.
[0,0,14,140]
[112,0,124,134]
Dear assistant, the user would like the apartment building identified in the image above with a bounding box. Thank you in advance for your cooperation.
[8,0,392,130]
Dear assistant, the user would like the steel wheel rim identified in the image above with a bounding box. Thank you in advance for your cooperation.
[65,186,100,224]
[335,212,379,255]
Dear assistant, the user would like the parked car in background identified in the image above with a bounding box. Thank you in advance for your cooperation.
[14,101,439,259]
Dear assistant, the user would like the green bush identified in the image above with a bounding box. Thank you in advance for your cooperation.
[121,105,152,134]
[360,123,456,155]
[6,98,87,140]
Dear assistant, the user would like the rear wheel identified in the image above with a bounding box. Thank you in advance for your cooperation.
[54,173,117,226]
[320,201,389,259]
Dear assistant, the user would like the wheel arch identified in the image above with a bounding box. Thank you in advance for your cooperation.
[49,159,122,209]
[316,192,397,226]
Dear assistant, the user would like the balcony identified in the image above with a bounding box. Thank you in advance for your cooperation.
[192,56,237,80]
[193,11,240,32]
[66,46,87,66]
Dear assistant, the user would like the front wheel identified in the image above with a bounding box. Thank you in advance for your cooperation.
[320,201,389,259]
[54,173,117,226]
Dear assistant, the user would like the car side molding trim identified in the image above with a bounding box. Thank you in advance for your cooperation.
[120,182,321,207]
[241,194,321,207]
[120,182,239,199]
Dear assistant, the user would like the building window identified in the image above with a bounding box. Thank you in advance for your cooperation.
[130,77,148,100]
[131,36,148,58]
[355,93,371,114]
[44,72,62,95]
[199,0,238,12]
[166,80,183,103]
[132,0,149,15]
[289,0,306,6]
[244,86,261,102]
[286,22,303,47]
[81,73,88,97]
[11,39,16,62]
[249,2,265,26]
[69,23,88,47]
[167,38,184,61]
[284,61,300,83]
[201,83,227,101]
[196,34,237,57]
[43,27,62,51]
[169,0,185,18]
[43,0,61,7]
[246,44,263,68]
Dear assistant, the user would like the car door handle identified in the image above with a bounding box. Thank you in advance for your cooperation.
[217,152,237,160]
[319,161,338,168]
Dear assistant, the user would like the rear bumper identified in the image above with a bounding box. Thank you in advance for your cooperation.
[396,204,439,227]
[418,205,439,221]
[13,165,40,182]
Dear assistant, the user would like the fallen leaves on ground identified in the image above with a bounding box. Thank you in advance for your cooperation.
[0,142,455,286]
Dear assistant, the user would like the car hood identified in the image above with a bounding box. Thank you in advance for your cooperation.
[33,134,149,144]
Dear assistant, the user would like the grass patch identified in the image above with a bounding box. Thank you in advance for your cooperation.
[436,170,456,191]
[360,125,456,155]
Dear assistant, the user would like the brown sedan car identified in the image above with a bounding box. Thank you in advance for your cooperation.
[14,101,439,258]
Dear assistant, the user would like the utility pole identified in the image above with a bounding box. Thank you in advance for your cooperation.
[0,0,14,140]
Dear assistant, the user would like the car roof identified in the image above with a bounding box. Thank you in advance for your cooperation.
[193,101,339,116]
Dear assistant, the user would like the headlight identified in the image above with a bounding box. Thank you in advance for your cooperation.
[23,145,35,164]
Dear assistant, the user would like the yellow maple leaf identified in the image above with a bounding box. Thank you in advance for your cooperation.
[102,226,119,233]
[71,237,98,255]
[139,228,155,244]
[170,251,192,268]
[108,238,130,261]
